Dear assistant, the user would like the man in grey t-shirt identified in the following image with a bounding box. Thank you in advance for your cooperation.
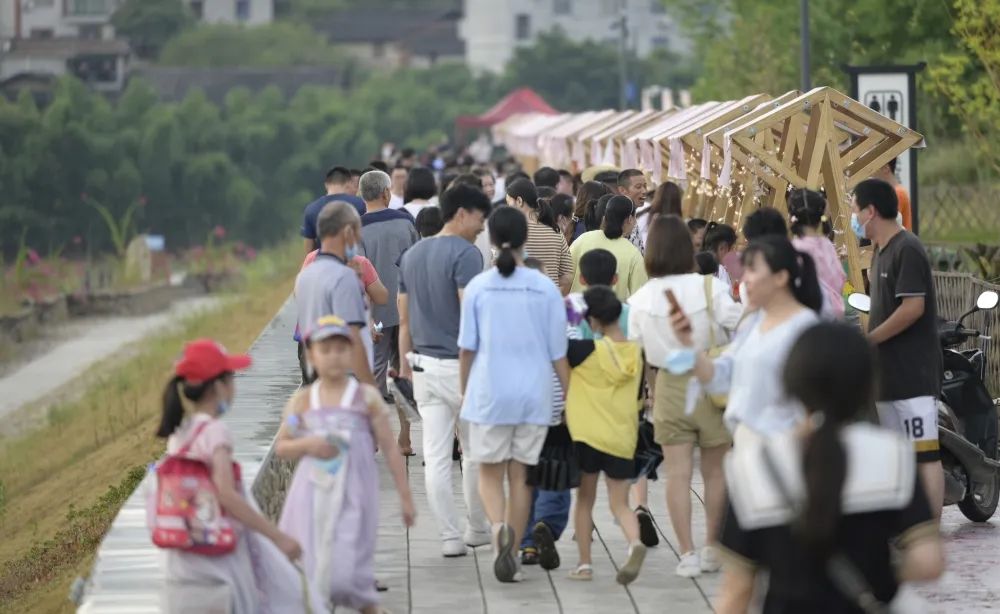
[295,201,375,387]
[398,184,492,557]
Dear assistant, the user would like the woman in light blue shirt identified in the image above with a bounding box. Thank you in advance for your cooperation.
[671,235,823,444]
[459,206,570,584]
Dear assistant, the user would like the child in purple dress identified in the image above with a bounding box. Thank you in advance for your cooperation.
[276,315,416,613]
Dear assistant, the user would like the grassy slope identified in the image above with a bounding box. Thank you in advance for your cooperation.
[0,242,300,613]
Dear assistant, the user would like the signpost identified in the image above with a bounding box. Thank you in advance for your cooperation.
[844,63,926,234]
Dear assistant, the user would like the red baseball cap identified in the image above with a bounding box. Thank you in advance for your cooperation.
[175,339,251,383]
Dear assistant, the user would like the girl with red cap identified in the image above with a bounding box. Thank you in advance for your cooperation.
[155,339,326,613]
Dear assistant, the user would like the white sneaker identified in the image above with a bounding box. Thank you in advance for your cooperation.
[442,538,468,558]
[700,545,722,573]
[464,526,492,548]
[676,550,702,578]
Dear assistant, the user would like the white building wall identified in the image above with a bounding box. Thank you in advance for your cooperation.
[196,0,273,26]
[461,0,681,73]
[0,55,63,79]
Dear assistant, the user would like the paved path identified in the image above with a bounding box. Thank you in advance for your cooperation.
[0,296,220,428]
[76,300,1000,613]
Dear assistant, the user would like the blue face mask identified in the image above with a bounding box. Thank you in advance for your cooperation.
[850,212,867,240]
[663,349,696,375]
[216,399,231,417]
[345,243,358,260]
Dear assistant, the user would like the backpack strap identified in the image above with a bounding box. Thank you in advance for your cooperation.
[309,381,322,410]
[343,378,361,408]
[176,420,211,457]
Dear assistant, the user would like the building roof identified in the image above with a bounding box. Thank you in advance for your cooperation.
[5,37,130,60]
[315,6,463,57]
[456,88,558,129]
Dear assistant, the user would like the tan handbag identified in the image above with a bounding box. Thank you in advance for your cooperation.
[703,275,729,410]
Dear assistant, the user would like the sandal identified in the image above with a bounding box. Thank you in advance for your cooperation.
[568,564,593,581]
[520,547,539,565]
[375,579,389,592]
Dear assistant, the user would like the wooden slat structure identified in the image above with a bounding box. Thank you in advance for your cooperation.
[494,86,926,287]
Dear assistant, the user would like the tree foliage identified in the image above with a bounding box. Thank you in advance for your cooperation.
[0,65,495,256]
[158,22,346,67]
[926,0,1000,176]
[111,0,193,60]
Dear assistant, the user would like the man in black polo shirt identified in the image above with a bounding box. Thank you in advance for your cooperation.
[853,178,944,519]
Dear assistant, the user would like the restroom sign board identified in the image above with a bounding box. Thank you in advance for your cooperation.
[845,63,926,234]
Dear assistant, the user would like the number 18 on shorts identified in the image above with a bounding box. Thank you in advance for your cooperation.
[875,397,940,463]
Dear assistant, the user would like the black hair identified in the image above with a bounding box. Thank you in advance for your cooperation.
[533,166,560,189]
[558,169,574,180]
[616,168,644,188]
[742,235,823,312]
[549,193,574,222]
[439,184,491,223]
[536,186,557,201]
[404,166,437,202]
[579,248,617,286]
[788,188,832,237]
[400,148,415,159]
[369,160,389,173]
[574,180,612,219]
[583,285,622,326]
[415,206,444,238]
[602,195,635,240]
[453,173,483,190]
[703,222,737,253]
[488,206,528,277]
[586,193,615,232]
[695,251,719,275]
[325,166,351,185]
[507,178,558,232]
[157,373,231,438]
[887,157,897,174]
[439,172,459,195]
[349,168,363,178]
[783,321,874,560]
[505,170,530,189]
[742,207,788,241]
[594,170,619,188]
[854,178,898,220]
[686,218,708,233]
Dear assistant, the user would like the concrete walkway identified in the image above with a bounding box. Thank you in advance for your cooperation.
[0,296,220,428]
[374,427,720,614]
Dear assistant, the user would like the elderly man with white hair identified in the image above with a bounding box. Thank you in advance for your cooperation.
[358,170,421,454]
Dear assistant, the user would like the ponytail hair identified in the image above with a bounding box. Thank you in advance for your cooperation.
[488,206,528,277]
[508,178,558,232]
[783,322,874,559]
[742,235,823,313]
[586,194,615,233]
[602,195,635,239]
[156,372,230,437]
[788,188,832,237]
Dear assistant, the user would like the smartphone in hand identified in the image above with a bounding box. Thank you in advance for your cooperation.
[665,289,692,335]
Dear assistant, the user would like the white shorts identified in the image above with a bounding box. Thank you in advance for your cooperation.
[467,423,548,465]
[876,396,940,462]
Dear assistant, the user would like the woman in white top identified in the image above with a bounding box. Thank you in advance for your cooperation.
[628,215,743,579]
[671,235,823,444]
[402,166,437,221]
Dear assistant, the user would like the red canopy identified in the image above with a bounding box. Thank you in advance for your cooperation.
[455,88,558,129]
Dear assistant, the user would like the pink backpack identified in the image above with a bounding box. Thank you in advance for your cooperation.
[150,422,241,555]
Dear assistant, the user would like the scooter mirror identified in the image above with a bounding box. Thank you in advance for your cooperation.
[847,293,871,313]
[977,290,999,311]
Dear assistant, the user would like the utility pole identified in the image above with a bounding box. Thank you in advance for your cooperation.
[800,0,811,91]
[614,8,628,110]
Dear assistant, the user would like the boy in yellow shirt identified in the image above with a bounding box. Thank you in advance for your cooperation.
[564,286,646,585]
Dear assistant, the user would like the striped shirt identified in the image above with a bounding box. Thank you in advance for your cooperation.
[525,220,574,287]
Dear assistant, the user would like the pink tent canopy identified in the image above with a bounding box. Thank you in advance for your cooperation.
[456,88,558,131]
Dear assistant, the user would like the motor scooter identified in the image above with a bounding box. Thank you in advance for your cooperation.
[848,290,1000,521]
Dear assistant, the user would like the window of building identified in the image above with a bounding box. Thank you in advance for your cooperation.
[190,0,204,18]
[236,0,250,21]
[29,28,54,39]
[650,0,666,13]
[67,0,111,16]
[554,0,572,15]
[79,24,102,39]
[34,0,56,7]
[651,36,670,49]
[515,14,531,40]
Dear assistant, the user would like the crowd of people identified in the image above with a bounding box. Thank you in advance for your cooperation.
[149,147,947,613]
